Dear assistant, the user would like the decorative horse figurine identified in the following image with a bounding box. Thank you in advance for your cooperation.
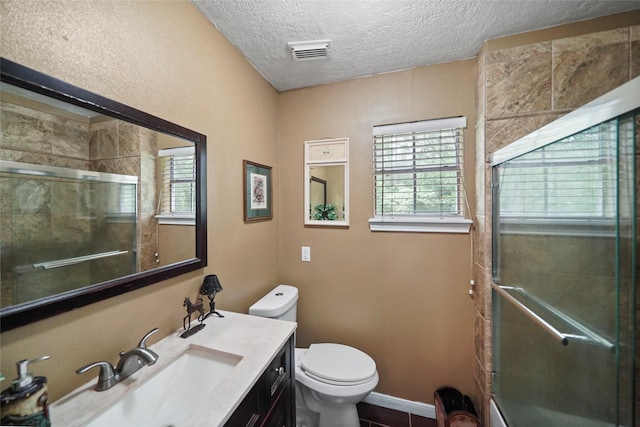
[182,297,205,333]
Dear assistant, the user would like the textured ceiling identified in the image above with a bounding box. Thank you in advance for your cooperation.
[192,0,640,91]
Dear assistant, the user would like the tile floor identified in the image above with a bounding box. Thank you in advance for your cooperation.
[357,402,437,427]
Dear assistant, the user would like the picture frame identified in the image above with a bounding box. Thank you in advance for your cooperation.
[243,160,273,222]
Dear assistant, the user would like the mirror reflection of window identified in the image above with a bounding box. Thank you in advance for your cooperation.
[108,182,137,215]
[157,146,196,224]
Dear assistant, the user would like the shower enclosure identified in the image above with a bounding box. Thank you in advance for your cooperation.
[491,78,637,426]
[0,161,137,307]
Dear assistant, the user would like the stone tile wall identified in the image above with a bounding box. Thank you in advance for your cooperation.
[474,25,640,424]
[0,101,93,306]
[89,120,158,272]
[0,100,90,169]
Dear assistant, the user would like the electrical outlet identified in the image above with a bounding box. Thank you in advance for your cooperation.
[301,246,311,262]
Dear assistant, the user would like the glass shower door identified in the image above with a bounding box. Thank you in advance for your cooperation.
[491,111,636,426]
[0,162,137,307]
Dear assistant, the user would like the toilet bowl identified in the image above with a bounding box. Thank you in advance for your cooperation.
[249,285,379,427]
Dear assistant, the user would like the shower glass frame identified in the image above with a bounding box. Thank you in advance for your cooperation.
[490,77,638,427]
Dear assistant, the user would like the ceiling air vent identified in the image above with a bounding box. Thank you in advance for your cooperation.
[288,40,331,61]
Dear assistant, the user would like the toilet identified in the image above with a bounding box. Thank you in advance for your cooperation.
[249,284,379,427]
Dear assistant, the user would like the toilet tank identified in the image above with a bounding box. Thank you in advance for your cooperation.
[248,284,298,322]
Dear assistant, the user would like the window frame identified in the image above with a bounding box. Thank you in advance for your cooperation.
[156,146,196,225]
[369,116,472,233]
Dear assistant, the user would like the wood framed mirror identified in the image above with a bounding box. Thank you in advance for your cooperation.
[0,58,207,331]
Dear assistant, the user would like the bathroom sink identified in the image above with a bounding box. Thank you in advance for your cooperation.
[86,347,241,427]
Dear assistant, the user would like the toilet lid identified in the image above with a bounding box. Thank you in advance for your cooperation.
[300,343,376,385]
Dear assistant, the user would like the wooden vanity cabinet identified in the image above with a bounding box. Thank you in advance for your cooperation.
[225,335,295,427]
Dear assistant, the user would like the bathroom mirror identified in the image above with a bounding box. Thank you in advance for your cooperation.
[0,58,207,331]
[304,138,349,226]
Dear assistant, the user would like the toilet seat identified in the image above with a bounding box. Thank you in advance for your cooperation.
[300,343,377,386]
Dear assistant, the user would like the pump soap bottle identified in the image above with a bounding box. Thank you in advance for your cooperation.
[0,356,51,427]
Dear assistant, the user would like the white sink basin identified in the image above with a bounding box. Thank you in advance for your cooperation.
[86,347,241,427]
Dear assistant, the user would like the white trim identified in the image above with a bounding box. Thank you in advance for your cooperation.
[369,216,472,233]
[155,214,195,226]
[158,146,194,157]
[363,392,436,419]
[373,116,467,136]
[491,76,640,165]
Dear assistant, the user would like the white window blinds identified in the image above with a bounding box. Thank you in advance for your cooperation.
[373,117,467,218]
[157,146,196,223]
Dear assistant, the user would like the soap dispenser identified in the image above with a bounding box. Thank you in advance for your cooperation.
[0,356,51,427]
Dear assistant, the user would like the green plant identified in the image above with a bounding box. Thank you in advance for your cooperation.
[313,204,338,220]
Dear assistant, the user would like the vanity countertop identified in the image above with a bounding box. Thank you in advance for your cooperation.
[50,311,296,427]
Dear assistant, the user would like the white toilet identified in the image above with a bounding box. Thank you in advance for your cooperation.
[249,284,379,427]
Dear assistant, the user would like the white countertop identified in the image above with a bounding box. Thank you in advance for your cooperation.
[50,311,296,427]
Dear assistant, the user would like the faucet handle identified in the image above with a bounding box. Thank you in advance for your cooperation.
[76,361,116,391]
[138,327,159,349]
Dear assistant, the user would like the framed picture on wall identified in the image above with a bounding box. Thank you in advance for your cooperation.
[243,160,273,222]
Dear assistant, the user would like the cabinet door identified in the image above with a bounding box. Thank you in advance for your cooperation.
[225,335,295,427]
[224,387,260,427]
[261,381,292,427]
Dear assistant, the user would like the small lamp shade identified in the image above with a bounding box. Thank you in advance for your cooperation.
[199,275,224,319]
[200,275,223,296]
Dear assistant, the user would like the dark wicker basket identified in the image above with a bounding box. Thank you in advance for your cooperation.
[434,386,481,427]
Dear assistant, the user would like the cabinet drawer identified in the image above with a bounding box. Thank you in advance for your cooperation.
[261,344,289,407]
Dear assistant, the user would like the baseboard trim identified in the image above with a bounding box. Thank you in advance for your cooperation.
[363,392,436,419]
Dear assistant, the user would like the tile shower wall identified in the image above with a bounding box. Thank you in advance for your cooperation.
[89,120,158,272]
[474,25,640,424]
[499,233,622,420]
[0,100,92,306]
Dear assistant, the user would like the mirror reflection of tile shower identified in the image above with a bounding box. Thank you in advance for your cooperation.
[1,80,160,310]
[1,163,137,307]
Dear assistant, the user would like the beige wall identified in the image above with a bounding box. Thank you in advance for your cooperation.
[158,224,195,267]
[277,60,477,402]
[0,0,279,401]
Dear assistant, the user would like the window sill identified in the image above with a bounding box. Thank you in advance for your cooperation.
[368,216,472,234]
[155,214,195,226]
[499,217,616,237]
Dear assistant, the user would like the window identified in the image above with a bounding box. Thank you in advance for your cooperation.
[157,146,196,225]
[497,120,618,220]
[107,182,137,217]
[369,117,471,233]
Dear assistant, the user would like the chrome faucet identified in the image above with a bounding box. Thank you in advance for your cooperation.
[76,328,159,391]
